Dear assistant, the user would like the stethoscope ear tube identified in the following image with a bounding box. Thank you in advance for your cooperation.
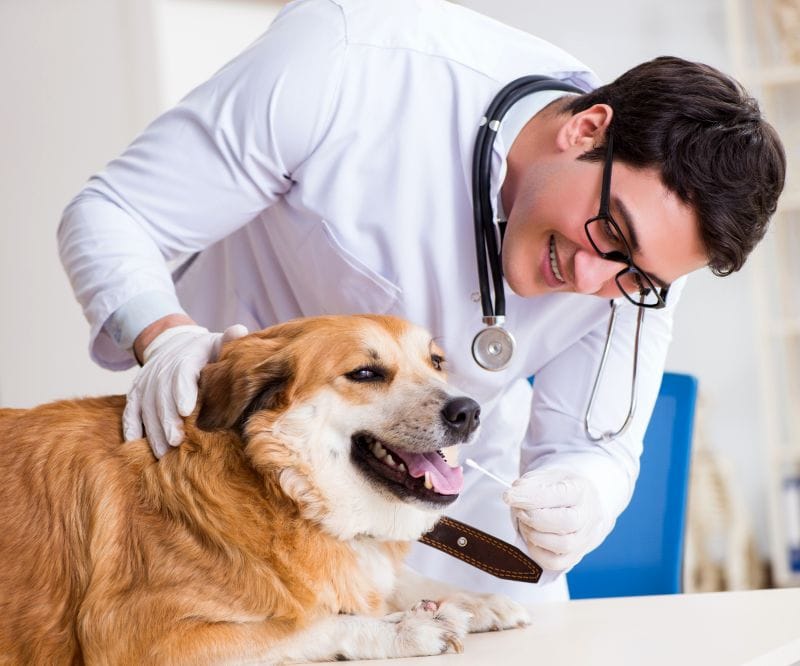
[471,77,585,372]
[584,300,646,441]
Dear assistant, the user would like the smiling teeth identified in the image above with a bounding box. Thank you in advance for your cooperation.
[549,236,565,284]
[369,440,406,471]
[424,471,433,490]
[370,440,393,464]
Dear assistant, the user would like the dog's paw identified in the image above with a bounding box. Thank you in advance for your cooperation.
[443,592,531,633]
[386,598,471,656]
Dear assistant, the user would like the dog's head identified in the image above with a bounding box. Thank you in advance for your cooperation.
[194,315,480,541]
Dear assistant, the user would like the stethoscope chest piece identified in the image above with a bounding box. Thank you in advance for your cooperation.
[472,324,515,371]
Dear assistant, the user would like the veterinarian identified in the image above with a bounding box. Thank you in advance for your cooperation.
[58,0,785,603]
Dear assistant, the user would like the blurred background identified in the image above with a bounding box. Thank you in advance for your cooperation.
[1,0,797,591]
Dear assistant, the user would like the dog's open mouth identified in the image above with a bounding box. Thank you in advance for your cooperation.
[351,433,463,505]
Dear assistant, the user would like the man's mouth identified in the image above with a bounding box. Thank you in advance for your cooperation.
[549,235,566,284]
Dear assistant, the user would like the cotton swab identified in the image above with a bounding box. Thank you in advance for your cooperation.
[464,458,512,488]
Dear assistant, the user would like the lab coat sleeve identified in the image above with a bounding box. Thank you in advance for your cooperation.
[520,277,688,547]
[57,0,348,370]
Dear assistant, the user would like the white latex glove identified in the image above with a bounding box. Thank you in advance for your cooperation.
[123,324,249,458]
[503,468,606,572]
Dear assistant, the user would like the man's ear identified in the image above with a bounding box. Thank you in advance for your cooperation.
[555,103,613,152]
[195,341,293,434]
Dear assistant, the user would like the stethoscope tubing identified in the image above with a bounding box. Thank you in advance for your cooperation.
[584,300,645,442]
[472,76,586,320]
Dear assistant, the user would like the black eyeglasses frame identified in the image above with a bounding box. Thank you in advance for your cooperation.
[583,134,670,309]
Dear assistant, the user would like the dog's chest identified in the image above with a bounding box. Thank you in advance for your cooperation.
[316,540,401,616]
[351,541,399,598]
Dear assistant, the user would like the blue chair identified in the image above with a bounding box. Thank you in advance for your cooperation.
[567,372,698,598]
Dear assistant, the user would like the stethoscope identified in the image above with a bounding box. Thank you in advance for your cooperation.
[583,298,646,442]
[470,76,643,441]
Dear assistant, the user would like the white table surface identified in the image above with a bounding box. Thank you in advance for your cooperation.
[344,588,800,666]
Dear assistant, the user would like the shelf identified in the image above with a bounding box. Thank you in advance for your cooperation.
[726,0,800,589]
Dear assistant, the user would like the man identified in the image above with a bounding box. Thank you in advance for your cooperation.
[58,0,785,603]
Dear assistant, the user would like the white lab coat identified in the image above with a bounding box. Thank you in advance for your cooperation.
[59,0,686,603]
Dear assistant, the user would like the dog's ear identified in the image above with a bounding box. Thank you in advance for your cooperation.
[196,339,293,434]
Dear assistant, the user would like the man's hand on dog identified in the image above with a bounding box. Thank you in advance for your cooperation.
[123,323,248,457]
[504,468,605,572]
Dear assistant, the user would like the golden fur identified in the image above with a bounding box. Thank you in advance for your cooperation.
[0,315,511,664]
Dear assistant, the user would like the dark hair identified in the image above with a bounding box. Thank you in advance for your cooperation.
[565,56,786,276]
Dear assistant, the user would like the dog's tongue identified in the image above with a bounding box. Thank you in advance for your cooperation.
[390,449,463,495]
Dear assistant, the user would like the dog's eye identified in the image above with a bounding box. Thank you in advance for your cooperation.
[346,366,385,382]
[431,354,445,371]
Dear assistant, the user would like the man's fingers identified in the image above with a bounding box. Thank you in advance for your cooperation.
[517,523,585,571]
[174,361,200,418]
[222,323,248,343]
[210,324,249,360]
[523,542,580,572]
[518,522,583,555]
[159,396,185,448]
[122,391,144,442]
[514,506,585,535]
[144,392,176,457]
[505,475,585,510]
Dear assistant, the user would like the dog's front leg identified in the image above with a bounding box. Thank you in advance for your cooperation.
[388,566,531,633]
[267,602,471,663]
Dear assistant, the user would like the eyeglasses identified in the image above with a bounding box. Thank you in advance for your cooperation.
[583,135,670,309]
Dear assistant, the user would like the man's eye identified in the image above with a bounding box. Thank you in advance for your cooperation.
[602,219,622,244]
[346,367,385,382]
[629,269,648,294]
[431,354,445,371]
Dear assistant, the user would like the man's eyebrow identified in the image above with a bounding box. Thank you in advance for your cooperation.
[612,195,670,288]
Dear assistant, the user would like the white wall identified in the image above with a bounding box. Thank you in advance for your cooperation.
[0,0,160,406]
[153,0,282,108]
[0,0,279,408]
[0,0,771,556]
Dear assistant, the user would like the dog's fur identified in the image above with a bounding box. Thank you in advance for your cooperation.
[0,315,528,664]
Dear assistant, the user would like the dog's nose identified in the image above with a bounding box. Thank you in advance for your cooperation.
[441,397,481,437]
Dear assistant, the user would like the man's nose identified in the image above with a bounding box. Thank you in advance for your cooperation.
[572,249,625,295]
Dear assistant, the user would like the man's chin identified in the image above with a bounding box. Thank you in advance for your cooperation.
[503,273,542,298]
[501,248,548,298]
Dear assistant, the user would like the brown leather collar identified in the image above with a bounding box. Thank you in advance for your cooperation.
[419,516,542,583]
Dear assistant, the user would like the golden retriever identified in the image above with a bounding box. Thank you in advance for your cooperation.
[0,315,528,664]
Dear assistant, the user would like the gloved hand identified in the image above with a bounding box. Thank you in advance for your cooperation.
[123,324,249,458]
[503,468,606,572]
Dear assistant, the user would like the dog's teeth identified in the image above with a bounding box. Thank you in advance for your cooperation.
[370,441,388,460]
[385,456,396,467]
[424,471,433,490]
[397,462,406,472]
